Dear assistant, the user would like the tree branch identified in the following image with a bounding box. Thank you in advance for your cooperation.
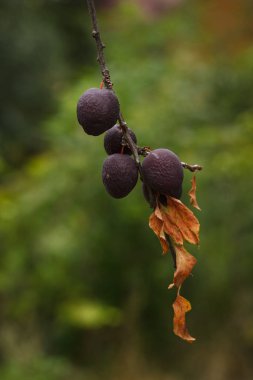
[181,162,203,172]
[86,0,141,166]
[86,0,112,89]
[118,113,140,164]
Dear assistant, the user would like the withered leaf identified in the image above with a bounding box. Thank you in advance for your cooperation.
[164,197,200,245]
[162,212,184,245]
[149,195,201,343]
[158,226,169,254]
[169,245,197,288]
[173,294,196,343]
[149,208,169,254]
[188,175,201,210]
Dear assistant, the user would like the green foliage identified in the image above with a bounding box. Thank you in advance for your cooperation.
[0,0,92,168]
[0,357,76,380]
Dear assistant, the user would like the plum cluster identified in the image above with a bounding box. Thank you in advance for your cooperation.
[77,88,183,203]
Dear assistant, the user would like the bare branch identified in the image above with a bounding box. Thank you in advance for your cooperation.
[181,162,203,172]
[118,114,140,164]
[86,0,112,89]
[86,0,141,168]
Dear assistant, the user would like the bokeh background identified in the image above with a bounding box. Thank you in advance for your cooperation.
[1,0,253,379]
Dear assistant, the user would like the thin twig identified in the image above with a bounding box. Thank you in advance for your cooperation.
[86,0,112,89]
[118,113,140,164]
[86,0,141,166]
[181,162,203,172]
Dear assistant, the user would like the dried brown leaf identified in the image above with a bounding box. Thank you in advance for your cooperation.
[164,197,200,245]
[149,198,200,342]
[159,226,169,254]
[173,294,196,343]
[188,175,201,210]
[162,212,184,245]
[169,245,197,288]
[149,208,169,254]
[154,205,164,220]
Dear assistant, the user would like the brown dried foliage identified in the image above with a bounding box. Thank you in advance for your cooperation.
[149,176,201,342]
[188,175,201,210]
[173,295,196,343]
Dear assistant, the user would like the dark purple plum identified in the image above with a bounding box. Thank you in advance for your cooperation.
[104,124,137,155]
[77,88,120,136]
[102,154,138,198]
[142,149,183,198]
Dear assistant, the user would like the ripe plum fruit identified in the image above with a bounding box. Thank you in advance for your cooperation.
[77,88,120,136]
[102,154,138,198]
[142,148,183,198]
[104,124,137,155]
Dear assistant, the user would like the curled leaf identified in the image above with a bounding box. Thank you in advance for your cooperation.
[164,197,200,245]
[169,245,197,288]
[173,294,196,343]
[154,205,164,221]
[149,208,169,254]
[159,226,169,254]
[148,193,201,343]
[188,175,201,210]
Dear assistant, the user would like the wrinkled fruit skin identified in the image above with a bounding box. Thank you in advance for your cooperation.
[77,88,120,136]
[102,154,138,198]
[104,124,137,155]
[142,149,183,198]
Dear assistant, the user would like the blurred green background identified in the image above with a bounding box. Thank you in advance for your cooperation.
[1,0,253,379]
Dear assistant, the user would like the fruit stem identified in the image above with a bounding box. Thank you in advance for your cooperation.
[118,114,140,164]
